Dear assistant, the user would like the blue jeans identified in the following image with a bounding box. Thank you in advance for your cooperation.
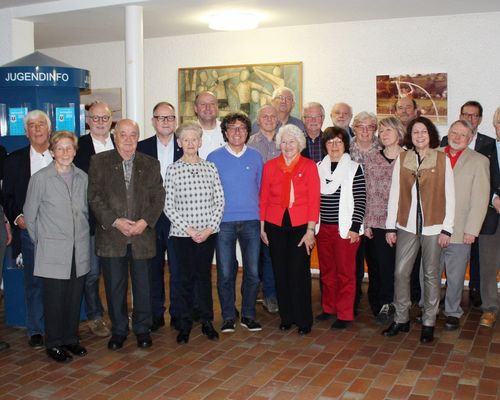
[216,220,260,321]
[83,235,104,320]
[259,242,277,300]
[21,229,44,336]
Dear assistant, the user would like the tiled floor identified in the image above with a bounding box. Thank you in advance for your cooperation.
[0,272,499,399]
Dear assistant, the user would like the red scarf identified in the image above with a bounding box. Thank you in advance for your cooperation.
[444,146,464,169]
[277,154,301,208]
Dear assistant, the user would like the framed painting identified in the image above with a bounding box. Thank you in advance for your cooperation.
[376,72,448,124]
[178,62,302,124]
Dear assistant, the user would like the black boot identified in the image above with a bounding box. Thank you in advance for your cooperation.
[382,321,410,337]
[420,325,434,343]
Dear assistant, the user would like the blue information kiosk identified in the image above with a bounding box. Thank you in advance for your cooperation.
[0,51,90,327]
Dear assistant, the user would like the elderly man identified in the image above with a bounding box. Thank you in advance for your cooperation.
[439,120,489,330]
[301,102,326,162]
[208,112,263,333]
[194,91,225,159]
[73,101,114,338]
[441,101,495,308]
[248,105,280,313]
[137,102,183,331]
[88,119,165,350]
[251,87,304,134]
[4,110,53,349]
[395,97,418,129]
[330,102,354,141]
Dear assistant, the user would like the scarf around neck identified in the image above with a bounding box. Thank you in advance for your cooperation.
[318,153,351,195]
[277,154,301,208]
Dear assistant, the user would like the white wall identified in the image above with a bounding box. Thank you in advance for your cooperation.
[42,12,500,138]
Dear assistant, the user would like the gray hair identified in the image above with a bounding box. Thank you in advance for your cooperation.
[275,124,306,151]
[303,102,325,117]
[378,116,405,146]
[271,86,295,102]
[330,102,353,117]
[449,119,474,136]
[175,122,203,139]
[352,111,378,129]
[24,110,51,132]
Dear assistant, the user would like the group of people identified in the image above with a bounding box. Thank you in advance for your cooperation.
[0,87,498,362]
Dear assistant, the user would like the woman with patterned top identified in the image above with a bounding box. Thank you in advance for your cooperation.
[164,123,225,344]
[363,117,404,325]
[316,127,366,329]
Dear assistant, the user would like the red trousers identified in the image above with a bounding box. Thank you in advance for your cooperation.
[316,224,359,321]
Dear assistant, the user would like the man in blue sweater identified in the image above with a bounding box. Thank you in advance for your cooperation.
[207,112,263,333]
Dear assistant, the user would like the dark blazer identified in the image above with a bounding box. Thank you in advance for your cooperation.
[88,149,165,259]
[3,146,31,225]
[136,134,183,162]
[480,140,500,234]
[441,132,495,154]
[74,133,115,173]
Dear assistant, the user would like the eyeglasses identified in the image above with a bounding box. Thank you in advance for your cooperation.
[90,115,111,122]
[153,115,176,122]
[304,115,324,120]
[326,139,344,146]
[461,112,480,119]
[226,125,247,133]
[277,95,293,102]
[355,125,376,132]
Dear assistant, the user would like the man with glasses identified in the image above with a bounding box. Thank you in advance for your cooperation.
[73,101,114,338]
[207,112,263,333]
[251,87,304,134]
[440,100,495,308]
[301,102,326,162]
[137,102,183,331]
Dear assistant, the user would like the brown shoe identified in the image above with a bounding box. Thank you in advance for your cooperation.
[479,311,496,328]
[88,319,111,337]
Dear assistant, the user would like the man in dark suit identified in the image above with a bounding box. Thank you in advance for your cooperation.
[137,101,182,331]
[73,101,115,338]
[440,100,496,307]
[3,110,53,349]
[88,119,165,350]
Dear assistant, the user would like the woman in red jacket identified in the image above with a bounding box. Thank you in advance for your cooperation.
[260,124,320,335]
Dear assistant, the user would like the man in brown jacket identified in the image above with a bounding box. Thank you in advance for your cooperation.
[88,119,165,350]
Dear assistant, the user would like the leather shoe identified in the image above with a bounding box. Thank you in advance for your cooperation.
[64,343,87,356]
[297,327,311,335]
[420,325,434,343]
[136,334,152,348]
[151,316,165,332]
[382,321,410,337]
[315,312,333,321]
[279,323,292,331]
[107,335,126,350]
[444,316,459,331]
[29,334,44,349]
[47,346,72,363]
[176,329,190,344]
[469,288,482,308]
[201,322,219,341]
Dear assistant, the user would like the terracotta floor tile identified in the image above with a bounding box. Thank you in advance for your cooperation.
[413,378,437,395]
[477,378,499,396]
[387,384,412,399]
[373,373,398,390]
[347,377,371,393]
[437,374,459,392]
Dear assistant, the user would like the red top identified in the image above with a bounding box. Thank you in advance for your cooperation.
[260,155,320,227]
[444,146,464,169]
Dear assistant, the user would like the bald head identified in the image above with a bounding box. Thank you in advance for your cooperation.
[114,118,140,160]
[330,102,353,129]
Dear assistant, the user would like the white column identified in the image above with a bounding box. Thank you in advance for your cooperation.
[125,5,144,137]
[0,13,34,65]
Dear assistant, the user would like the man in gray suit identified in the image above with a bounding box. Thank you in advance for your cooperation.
[88,119,165,350]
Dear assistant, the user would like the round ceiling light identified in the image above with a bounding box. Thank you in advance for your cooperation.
[208,13,259,31]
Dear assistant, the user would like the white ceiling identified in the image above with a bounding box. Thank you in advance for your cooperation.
[3,0,500,49]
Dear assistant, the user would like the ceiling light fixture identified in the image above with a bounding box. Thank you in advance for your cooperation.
[208,12,259,31]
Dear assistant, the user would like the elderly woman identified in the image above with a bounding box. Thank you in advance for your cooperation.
[364,117,404,324]
[260,124,320,335]
[384,116,454,343]
[164,123,225,344]
[24,131,90,363]
[315,127,366,329]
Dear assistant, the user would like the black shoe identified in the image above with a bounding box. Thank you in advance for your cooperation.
[136,333,152,348]
[382,321,410,337]
[107,335,126,350]
[315,312,333,321]
[444,316,459,331]
[201,322,219,341]
[375,304,395,325]
[469,288,482,308]
[176,329,190,344]
[0,341,10,351]
[420,325,434,343]
[151,316,165,332]
[47,346,72,363]
[221,320,236,333]
[279,323,292,331]
[63,343,87,356]
[29,334,44,349]
[240,317,262,332]
[297,327,311,335]
[331,319,349,329]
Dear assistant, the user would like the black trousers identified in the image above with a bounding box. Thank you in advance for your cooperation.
[172,235,216,330]
[365,228,396,315]
[265,221,312,329]
[42,258,85,348]
[101,245,152,337]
